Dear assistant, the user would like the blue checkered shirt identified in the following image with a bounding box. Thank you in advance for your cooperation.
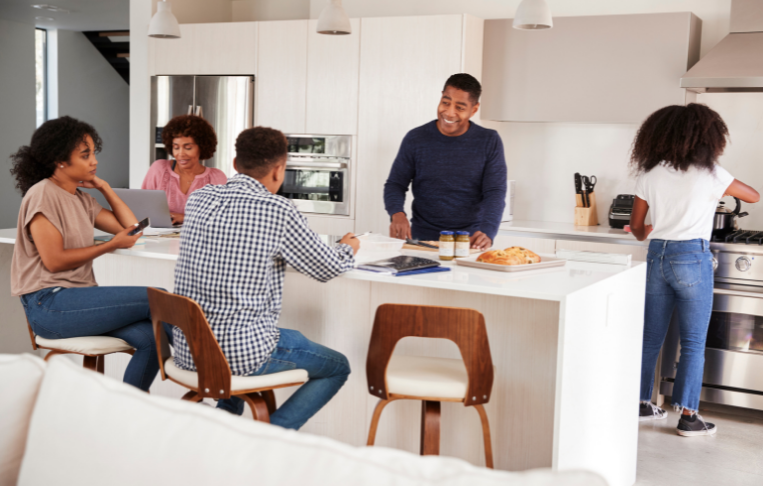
[172,174,355,375]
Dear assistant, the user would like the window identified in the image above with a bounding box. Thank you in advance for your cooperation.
[35,28,47,127]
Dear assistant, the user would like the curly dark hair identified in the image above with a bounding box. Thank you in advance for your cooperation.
[443,73,482,104]
[630,103,729,174]
[161,115,218,161]
[235,126,287,177]
[10,116,103,196]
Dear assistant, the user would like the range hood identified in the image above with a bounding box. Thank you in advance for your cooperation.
[681,0,763,92]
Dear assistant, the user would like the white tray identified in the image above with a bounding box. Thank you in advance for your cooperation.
[455,253,567,272]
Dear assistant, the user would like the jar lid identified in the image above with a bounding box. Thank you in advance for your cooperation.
[440,231,454,235]
[455,231,470,235]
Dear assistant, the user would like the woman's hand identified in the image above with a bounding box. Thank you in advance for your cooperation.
[77,175,109,191]
[170,212,185,225]
[108,225,143,250]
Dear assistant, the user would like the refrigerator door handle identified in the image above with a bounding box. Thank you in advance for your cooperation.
[187,105,194,115]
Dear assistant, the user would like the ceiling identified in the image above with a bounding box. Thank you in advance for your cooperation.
[0,0,128,31]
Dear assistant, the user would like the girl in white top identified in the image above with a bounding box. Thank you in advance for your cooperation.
[630,104,759,436]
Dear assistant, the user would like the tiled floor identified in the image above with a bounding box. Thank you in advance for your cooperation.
[636,402,763,485]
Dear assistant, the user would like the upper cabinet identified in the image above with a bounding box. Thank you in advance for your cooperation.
[151,22,258,75]
[481,13,701,123]
[256,20,308,134]
[305,19,361,135]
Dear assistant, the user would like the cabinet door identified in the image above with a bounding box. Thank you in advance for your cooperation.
[305,19,361,135]
[356,15,463,236]
[152,24,198,75]
[555,240,648,261]
[257,20,308,134]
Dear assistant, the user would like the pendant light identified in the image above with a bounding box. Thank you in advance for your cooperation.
[148,0,181,39]
[513,0,553,30]
[317,0,351,35]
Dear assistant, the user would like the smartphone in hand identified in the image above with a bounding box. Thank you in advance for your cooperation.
[128,217,150,236]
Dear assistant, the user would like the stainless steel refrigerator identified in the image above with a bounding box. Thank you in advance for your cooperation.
[150,75,254,177]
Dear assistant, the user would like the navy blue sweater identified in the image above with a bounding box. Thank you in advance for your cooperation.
[383,120,507,242]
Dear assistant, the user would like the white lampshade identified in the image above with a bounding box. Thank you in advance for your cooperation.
[148,1,181,39]
[317,0,351,35]
[513,0,553,30]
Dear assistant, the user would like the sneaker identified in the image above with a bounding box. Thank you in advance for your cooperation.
[639,401,668,421]
[677,411,717,437]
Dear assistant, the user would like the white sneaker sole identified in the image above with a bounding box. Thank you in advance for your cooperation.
[676,426,717,437]
[639,412,668,422]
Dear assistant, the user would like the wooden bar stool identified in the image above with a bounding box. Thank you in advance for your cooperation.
[365,304,495,468]
[26,319,134,373]
[147,288,308,422]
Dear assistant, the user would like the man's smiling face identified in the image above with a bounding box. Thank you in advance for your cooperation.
[436,85,479,137]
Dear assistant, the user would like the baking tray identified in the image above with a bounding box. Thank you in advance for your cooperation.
[455,253,567,272]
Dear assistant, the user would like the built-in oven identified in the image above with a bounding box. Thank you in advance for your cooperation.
[660,283,763,411]
[278,134,352,216]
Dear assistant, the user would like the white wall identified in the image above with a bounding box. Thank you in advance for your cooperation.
[233,0,310,21]
[56,30,130,188]
[0,18,36,230]
[152,0,232,23]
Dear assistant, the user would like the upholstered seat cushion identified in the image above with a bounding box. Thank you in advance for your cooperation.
[386,355,469,400]
[35,335,133,355]
[164,358,308,392]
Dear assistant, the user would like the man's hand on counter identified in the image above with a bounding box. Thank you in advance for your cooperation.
[389,212,412,240]
[470,231,492,251]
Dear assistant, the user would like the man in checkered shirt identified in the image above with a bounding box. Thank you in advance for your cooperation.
[172,126,359,429]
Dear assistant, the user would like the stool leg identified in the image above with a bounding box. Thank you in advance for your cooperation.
[474,404,494,469]
[420,400,441,456]
[240,393,271,423]
[96,355,105,374]
[367,398,395,446]
[43,350,64,361]
[82,356,98,371]
[261,390,277,415]
[181,391,203,402]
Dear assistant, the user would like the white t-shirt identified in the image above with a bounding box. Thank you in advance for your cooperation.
[634,163,734,241]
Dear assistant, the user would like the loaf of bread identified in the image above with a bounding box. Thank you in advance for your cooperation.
[476,246,541,265]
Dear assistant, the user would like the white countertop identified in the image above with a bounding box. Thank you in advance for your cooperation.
[500,220,645,243]
[0,228,643,302]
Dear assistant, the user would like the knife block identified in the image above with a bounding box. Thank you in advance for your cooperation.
[574,192,599,226]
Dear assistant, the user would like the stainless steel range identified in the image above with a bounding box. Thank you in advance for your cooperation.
[660,229,763,410]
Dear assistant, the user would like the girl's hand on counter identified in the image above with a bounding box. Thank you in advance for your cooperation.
[470,231,492,251]
[339,233,360,255]
[108,224,143,250]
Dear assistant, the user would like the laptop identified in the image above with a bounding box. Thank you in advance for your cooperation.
[81,188,175,229]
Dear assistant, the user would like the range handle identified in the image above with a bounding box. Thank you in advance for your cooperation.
[713,287,763,299]
[286,161,347,169]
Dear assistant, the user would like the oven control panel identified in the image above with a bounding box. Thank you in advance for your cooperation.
[716,251,763,282]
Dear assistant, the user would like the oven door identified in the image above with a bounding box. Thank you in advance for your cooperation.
[278,164,349,216]
[660,286,763,399]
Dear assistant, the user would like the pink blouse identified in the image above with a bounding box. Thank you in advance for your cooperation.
[141,159,228,214]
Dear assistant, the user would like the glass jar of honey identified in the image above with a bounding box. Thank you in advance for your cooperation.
[455,231,470,258]
[439,231,455,261]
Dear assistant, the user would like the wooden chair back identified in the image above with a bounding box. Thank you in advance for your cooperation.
[366,304,494,406]
[26,320,38,350]
[147,288,232,399]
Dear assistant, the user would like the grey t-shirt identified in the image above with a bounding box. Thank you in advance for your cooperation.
[11,179,102,297]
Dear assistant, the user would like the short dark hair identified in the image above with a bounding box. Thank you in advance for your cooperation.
[162,115,218,161]
[235,126,287,177]
[630,103,728,174]
[443,73,482,104]
[10,116,102,196]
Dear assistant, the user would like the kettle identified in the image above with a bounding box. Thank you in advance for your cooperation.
[713,197,748,236]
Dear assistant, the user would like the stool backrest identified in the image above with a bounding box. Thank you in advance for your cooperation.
[147,288,232,399]
[25,320,38,350]
[366,304,493,406]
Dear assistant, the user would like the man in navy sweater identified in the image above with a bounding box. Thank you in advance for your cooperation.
[384,73,507,250]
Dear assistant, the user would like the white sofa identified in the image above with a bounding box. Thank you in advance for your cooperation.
[0,353,607,486]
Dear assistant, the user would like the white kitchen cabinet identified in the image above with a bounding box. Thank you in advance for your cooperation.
[482,13,701,123]
[151,22,258,76]
[305,19,361,135]
[355,14,484,236]
[555,240,648,261]
[256,20,308,134]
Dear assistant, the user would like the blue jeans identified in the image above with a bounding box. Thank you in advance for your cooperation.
[216,328,350,430]
[640,239,713,411]
[21,286,162,392]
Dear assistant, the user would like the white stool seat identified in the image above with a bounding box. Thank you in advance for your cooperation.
[386,355,468,400]
[164,358,308,392]
[36,335,133,355]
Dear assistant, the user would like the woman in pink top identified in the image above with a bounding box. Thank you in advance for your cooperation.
[142,115,227,224]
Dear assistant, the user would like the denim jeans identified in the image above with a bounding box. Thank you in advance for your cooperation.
[21,286,162,392]
[216,328,350,430]
[640,239,713,411]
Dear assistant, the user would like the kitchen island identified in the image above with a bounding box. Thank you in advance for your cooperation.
[0,228,645,486]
